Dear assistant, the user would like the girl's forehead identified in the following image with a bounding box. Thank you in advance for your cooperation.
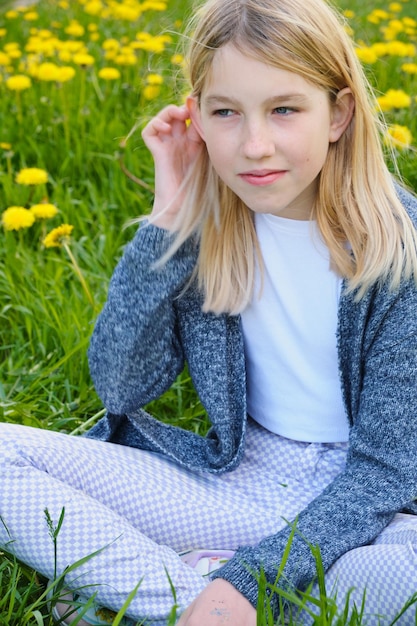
[202,44,321,97]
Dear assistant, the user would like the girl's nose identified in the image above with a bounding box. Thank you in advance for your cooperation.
[241,122,275,160]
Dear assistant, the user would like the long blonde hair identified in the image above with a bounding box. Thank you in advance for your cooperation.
[158,0,417,314]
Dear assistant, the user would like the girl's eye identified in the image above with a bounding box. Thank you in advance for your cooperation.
[213,108,234,117]
[273,106,294,115]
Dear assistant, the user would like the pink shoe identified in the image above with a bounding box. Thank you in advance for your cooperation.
[180,549,235,576]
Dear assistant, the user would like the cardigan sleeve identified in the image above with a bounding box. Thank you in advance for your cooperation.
[87,223,198,415]
[212,276,417,615]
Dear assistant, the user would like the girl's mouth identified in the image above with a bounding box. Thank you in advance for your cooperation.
[238,169,287,186]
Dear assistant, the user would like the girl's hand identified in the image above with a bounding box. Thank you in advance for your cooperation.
[176,579,257,626]
[142,104,204,230]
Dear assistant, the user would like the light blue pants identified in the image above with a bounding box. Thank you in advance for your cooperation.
[0,420,416,624]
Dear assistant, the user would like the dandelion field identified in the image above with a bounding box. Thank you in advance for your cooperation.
[0,0,417,623]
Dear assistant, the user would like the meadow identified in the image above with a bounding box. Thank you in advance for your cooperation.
[0,0,416,623]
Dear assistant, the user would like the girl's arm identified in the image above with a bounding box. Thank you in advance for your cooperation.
[88,104,204,414]
[87,224,198,415]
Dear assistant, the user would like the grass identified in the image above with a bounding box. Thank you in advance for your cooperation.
[0,0,416,622]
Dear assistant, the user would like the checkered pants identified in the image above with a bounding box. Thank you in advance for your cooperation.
[1,420,416,624]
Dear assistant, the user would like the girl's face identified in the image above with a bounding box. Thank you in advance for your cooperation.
[188,45,353,220]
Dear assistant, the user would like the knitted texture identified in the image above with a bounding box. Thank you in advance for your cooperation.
[87,187,417,613]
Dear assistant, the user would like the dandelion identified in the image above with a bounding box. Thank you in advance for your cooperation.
[142,0,167,10]
[401,63,417,74]
[114,52,137,66]
[6,74,32,91]
[171,53,184,65]
[389,2,402,12]
[98,67,121,80]
[56,66,76,82]
[65,21,85,37]
[146,73,163,85]
[2,206,35,231]
[377,89,411,111]
[24,11,39,21]
[0,143,11,150]
[37,62,61,81]
[43,224,95,308]
[43,223,73,248]
[143,73,164,100]
[0,52,10,65]
[84,0,103,15]
[5,10,19,19]
[385,124,413,150]
[73,53,95,66]
[356,46,378,64]
[30,203,59,219]
[16,167,48,185]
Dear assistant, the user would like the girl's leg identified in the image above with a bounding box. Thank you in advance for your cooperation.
[0,423,207,622]
[316,512,417,625]
[0,419,347,622]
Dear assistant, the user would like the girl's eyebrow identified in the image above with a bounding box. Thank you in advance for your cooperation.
[203,94,309,107]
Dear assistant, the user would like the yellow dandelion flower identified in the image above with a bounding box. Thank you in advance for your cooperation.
[89,33,100,42]
[16,167,48,185]
[343,9,355,18]
[146,73,163,85]
[401,63,417,74]
[141,0,167,10]
[84,0,103,15]
[0,52,10,65]
[385,40,412,56]
[73,53,95,66]
[43,223,74,248]
[65,22,85,37]
[0,142,12,150]
[356,46,378,64]
[6,74,32,91]
[389,2,402,12]
[88,23,98,32]
[0,28,7,37]
[58,0,69,7]
[370,42,388,57]
[56,66,76,82]
[385,124,413,149]
[133,37,165,53]
[377,89,411,111]
[2,206,35,231]
[170,53,184,65]
[24,11,39,21]
[102,38,120,51]
[114,53,137,66]
[58,49,72,63]
[143,84,161,100]
[8,48,22,59]
[109,5,141,20]
[37,62,61,81]
[98,67,121,80]
[30,203,59,219]
[104,49,117,60]
[5,10,19,19]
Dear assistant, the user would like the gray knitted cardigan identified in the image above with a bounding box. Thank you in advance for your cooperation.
[87,186,417,613]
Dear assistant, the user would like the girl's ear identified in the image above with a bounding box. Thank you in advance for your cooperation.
[329,88,355,143]
[186,96,206,141]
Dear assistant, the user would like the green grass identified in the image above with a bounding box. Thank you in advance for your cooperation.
[0,0,417,622]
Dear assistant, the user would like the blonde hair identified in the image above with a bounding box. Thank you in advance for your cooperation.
[158,0,417,314]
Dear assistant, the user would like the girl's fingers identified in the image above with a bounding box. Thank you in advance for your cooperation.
[142,105,189,138]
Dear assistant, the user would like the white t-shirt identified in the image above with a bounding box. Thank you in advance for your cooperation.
[241,213,349,442]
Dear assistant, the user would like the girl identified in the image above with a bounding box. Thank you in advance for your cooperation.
[1,0,417,624]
